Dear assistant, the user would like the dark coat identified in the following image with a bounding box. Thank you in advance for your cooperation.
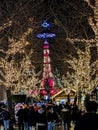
[16,108,24,123]
[47,111,58,122]
[2,110,10,120]
[36,109,47,125]
[61,108,71,122]
[74,112,98,130]
[23,108,29,122]
[27,108,36,127]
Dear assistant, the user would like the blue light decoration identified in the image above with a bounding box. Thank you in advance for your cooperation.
[41,20,51,28]
[37,33,56,39]
[37,21,56,39]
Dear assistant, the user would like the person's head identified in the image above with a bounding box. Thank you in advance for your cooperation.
[85,101,98,112]
[23,104,28,109]
[41,104,46,110]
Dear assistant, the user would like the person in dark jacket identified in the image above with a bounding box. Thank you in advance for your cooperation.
[74,101,98,130]
[22,104,29,130]
[36,104,47,130]
[16,106,24,130]
[47,106,58,130]
[2,105,10,130]
[61,107,71,130]
[28,106,36,130]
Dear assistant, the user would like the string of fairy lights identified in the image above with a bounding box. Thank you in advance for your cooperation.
[0,0,98,99]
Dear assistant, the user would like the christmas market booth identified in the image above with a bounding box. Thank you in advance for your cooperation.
[51,89,76,103]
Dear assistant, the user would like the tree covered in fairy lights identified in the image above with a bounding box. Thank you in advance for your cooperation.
[53,43,97,96]
[0,0,97,100]
[0,28,42,97]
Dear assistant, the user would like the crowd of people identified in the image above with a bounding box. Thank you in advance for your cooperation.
[0,100,98,130]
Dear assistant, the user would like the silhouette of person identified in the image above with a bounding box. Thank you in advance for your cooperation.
[74,100,98,130]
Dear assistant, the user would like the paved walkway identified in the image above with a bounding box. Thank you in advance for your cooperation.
[55,125,74,130]
[0,123,75,130]
[0,126,74,130]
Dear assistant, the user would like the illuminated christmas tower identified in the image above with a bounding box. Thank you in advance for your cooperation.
[37,21,57,99]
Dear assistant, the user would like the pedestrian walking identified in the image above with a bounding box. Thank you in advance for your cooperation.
[61,107,71,130]
[36,104,47,130]
[74,101,98,130]
[16,106,24,130]
[23,104,29,130]
[47,106,58,130]
[2,105,10,130]
[28,106,36,130]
